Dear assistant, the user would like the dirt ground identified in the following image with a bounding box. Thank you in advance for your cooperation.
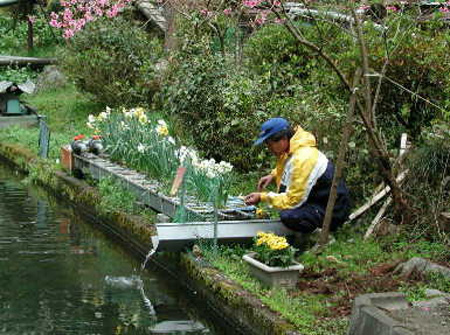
[295,261,417,318]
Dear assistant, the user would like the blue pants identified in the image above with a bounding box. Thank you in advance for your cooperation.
[280,194,351,234]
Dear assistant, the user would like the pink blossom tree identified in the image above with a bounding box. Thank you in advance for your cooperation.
[49,0,132,39]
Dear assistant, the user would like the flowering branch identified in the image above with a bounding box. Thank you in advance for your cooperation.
[49,0,132,39]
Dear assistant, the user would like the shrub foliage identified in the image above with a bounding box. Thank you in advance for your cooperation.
[61,16,163,107]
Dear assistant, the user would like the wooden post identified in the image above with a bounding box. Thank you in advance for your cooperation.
[27,19,33,51]
[318,69,361,247]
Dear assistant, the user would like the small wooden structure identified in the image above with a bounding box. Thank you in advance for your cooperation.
[0,80,40,128]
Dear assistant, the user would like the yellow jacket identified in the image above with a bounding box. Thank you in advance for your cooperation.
[260,127,329,210]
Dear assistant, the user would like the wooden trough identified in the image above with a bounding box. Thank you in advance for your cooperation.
[72,153,291,251]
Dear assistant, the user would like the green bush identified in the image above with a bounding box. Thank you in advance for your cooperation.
[60,16,163,107]
[0,66,38,83]
[404,122,450,239]
[163,36,268,171]
[244,23,312,95]
[0,10,59,56]
[363,15,450,141]
[163,22,350,172]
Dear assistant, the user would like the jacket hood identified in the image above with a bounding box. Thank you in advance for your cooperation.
[289,126,316,154]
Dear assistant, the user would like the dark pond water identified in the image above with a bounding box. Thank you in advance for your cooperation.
[0,163,224,335]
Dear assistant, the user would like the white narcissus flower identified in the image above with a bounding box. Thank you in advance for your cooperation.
[86,122,94,129]
[98,111,109,121]
[219,161,233,173]
[206,170,216,179]
[88,114,96,124]
[177,146,198,164]
[123,108,133,119]
[167,136,176,145]
[137,143,146,153]
[105,106,112,114]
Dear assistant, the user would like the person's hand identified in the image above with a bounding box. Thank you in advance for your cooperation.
[257,174,274,191]
[244,192,261,206]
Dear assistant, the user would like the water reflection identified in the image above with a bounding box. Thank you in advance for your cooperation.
[0,164,218,335]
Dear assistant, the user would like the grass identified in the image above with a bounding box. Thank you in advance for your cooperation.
[97,176,156,220]
[197,225,450,335]
[0,84,104,161]
[25,84,103,134]
[200,243,348,335]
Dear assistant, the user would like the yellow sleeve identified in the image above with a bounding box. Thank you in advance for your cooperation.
[270,167,277,176]
[261,148,318,210]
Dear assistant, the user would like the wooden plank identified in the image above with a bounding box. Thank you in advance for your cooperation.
[0,56,57,67]
[347,170,408,223]
[135,0,167,31]
[364,196,392,240]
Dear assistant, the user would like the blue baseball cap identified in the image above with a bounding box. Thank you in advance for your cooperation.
[254,117,290,145]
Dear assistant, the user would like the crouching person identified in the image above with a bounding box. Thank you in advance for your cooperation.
[244,118,351,234]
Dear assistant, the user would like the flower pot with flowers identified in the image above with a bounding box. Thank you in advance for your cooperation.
[243,232,304,288]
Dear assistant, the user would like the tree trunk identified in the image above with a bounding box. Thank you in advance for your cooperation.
[27,19,33,51]
[319,69,361,247]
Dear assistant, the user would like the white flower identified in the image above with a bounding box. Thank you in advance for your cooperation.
[218,161,233,173]
[157,119,167,127]
[88,114,96,124]
[206,170,216,179]
[86,122,94,129]
[98,111,109,121]
[105,106,112,114]
[166,136,176,145]
[177,146,198,164]
[137,143,146,153]
[123,108,133,119]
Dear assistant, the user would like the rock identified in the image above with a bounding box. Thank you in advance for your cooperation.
[374,219,400,237]
[425,289,446,298]
[35,65,67,92]
[156,213,170,223]
[348,292,450,335]
[394,257,450,279]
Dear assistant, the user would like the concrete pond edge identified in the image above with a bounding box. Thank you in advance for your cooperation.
[0,142,301,335]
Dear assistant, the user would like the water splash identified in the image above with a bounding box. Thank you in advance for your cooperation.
[104,275,156,318]
[104,275,143,289]
[138,285,156,317]
[141,235,159,270]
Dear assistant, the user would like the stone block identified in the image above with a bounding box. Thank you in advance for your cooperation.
[348,292,450,335]
[156,213,171,223]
